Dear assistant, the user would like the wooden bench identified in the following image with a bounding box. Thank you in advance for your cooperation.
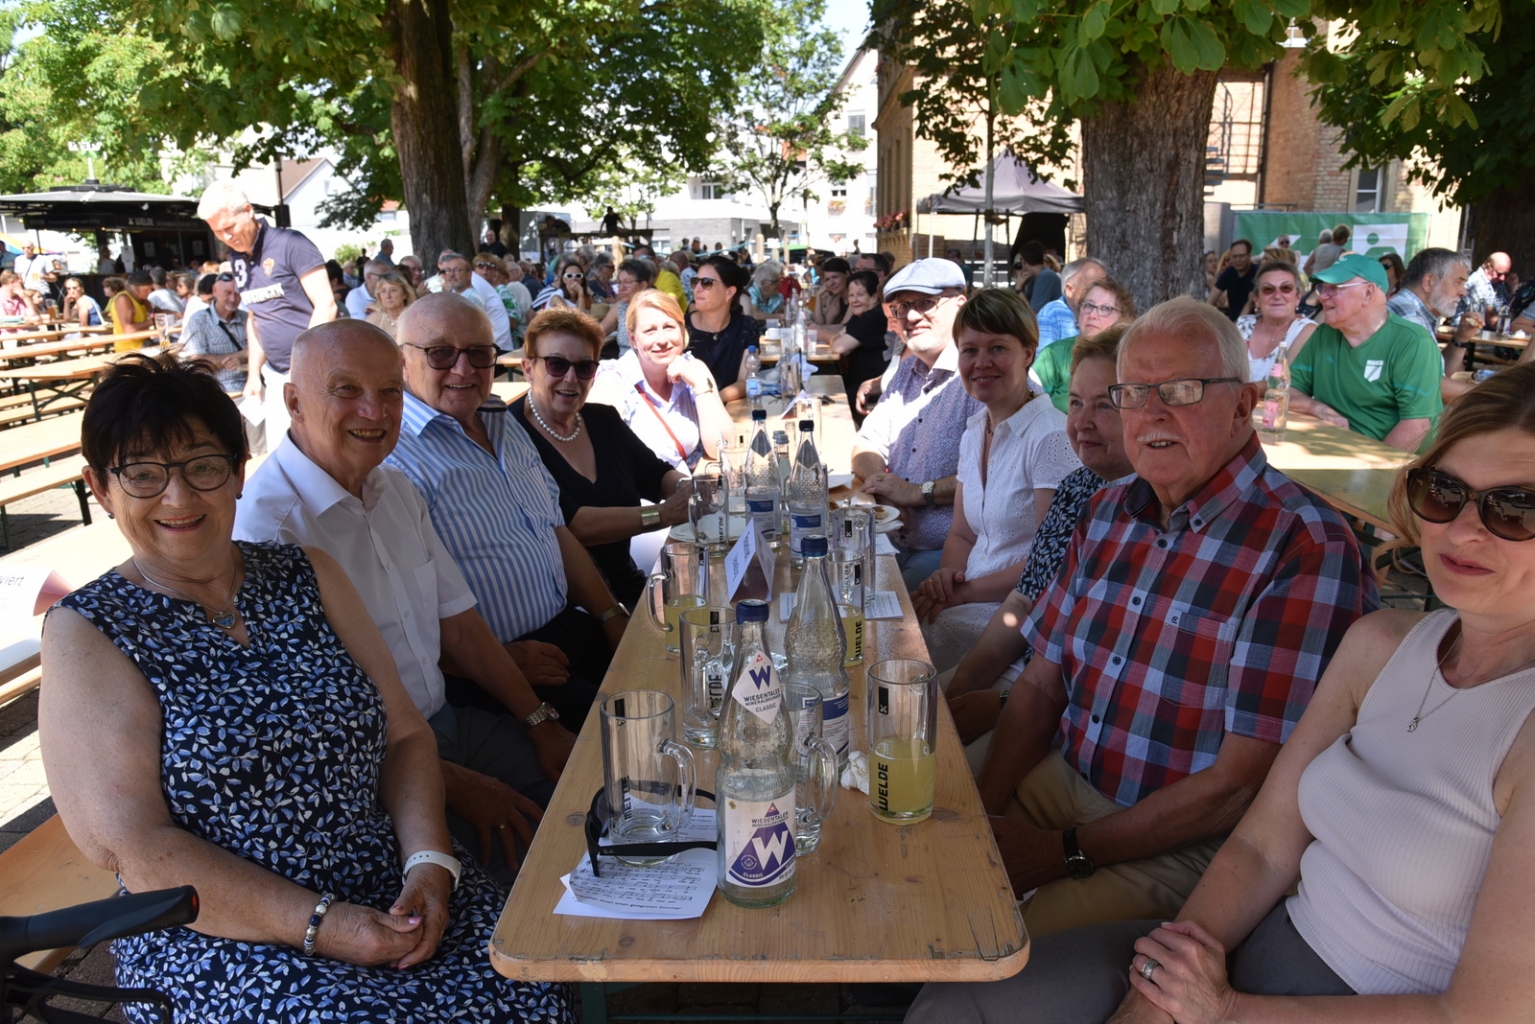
[0,396,86,429]
[0,815,119,973]
[0,455,91,551]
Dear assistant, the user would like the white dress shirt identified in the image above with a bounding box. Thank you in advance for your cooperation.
[472,271,513,350]
[345,284,373,320]
[233,437,477,719]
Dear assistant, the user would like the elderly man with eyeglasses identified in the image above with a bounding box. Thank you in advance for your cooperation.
[917,297,1378,966]
[851,258,983,589]
[1289,253,1444,452]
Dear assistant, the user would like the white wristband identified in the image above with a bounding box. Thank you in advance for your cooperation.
[403,850,462,891]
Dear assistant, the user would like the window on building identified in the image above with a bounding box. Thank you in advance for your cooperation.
[1354,168,1382,213]
[831,185,847,197]
[848,113,866,138]
[700,181,725,200]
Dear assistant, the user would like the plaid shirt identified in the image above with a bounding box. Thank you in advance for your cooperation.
[1025,435,1378,808]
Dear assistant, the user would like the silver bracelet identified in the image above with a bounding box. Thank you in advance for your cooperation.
[301,892,335,956]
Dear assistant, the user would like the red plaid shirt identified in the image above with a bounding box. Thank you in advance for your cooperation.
[1025,435,1378,808]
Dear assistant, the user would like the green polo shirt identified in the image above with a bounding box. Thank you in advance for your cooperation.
[1034,338,1073,413]
[1289,314,1442,446]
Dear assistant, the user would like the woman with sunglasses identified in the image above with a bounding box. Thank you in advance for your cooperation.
[534,255,593,314]
[40,355,570,1024]
[1236,260,1317,383]
[60,276,103,331]
[513,308,692,608]
[919,363,1535,1022]
[685,254,758,401]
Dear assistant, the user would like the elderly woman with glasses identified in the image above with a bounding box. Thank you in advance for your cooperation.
[40,355,573,1024]
[744,260,786,319]
[1235,260,1317,383]
[912,362,1535,1024]
[1034,277,1137,413]
[599,258,656,353]
[513,308,692,607]
[590,290,733,471]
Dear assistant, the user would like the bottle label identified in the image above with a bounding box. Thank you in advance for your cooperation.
[838,560,865,606]
[748,498,777,515]
[746,378,762,398]
[732,650,781,723]
[789,512,824,555]
[706,660,725,712]
[822,692,850,758]
[723,795,796,888]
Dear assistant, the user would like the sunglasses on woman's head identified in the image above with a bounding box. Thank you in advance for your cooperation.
[535,355,600,380]
[1406,467,1535,542]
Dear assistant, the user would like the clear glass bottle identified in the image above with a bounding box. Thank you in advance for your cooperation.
[1259,343,1290,444]
[786,419,827,565]
[716,598,797,908]
[745,409,779,543]
[773,429,792,542]
[784,535,851,766]
[743,345,762,410]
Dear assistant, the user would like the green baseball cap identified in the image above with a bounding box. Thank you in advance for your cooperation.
[1312,252,1389,290]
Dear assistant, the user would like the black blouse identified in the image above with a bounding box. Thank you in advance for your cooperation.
[839,306,892,399]
[511,398,672,608]
[685,311,760,388]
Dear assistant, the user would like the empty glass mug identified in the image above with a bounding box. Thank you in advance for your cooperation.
[679,604,737,749]
[645,540,711,654]
[782,682,839,855]
[600,690,696,866]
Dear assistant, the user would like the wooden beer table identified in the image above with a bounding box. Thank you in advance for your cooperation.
[1259,415,1407,532]
[490,374,1027,986]
[0,335,118,366]
[723,374,857,475]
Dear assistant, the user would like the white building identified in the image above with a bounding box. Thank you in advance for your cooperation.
[797,47,878,258]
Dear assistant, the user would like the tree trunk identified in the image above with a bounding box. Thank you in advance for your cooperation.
[1081,62,1218,312]
[1470,186,1535,277]
[386,0,474,261]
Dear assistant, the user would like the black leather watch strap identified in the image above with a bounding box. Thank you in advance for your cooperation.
[1063,827,1096,879]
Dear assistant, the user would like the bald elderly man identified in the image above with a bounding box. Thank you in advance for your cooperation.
[235,320,573,881]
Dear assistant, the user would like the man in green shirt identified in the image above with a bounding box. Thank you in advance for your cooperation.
[1289,253,1443,452]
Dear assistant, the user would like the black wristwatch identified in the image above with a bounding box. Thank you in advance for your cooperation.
[1062,827,1096,879]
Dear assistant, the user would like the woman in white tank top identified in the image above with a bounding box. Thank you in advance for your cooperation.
[1118,362,1535,1022]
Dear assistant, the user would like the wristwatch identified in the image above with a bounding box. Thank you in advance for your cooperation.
[403,849,463,891]
[998,687,1011,711]
[523,702,561,728]
[921,480,936,508]
[597,603,629,624]
[1062,827,1096,879]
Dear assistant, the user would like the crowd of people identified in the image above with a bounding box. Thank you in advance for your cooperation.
[28,177,1535,1023]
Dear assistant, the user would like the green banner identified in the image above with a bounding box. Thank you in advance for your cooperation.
[1232,211,1430,262]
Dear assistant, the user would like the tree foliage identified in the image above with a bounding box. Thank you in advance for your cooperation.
[713,0,865,236]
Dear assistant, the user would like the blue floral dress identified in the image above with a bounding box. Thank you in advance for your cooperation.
[56,541,572,1024]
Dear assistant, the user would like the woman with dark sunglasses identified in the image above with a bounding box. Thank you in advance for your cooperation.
[684,254,758,402]
[512,308,692,607]
[1235,260,1317,383]
[533,255,592,314]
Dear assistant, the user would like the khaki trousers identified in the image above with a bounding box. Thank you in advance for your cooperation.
[1007,751,1223,940]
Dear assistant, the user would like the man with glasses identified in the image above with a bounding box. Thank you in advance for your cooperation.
[851,258,982,589]
[952,296,1376,946]
[385,293,628,729]
[1036,257,1107,349]
[180,273,248,393]
[344,259,391,320]
[1289,253,1444,452]
[1457,251,1511,321]
[1208,238,1258,321]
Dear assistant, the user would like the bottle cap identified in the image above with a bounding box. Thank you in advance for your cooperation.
[736,598,770,623]
[752,408,767,420]
[799,419,814,430]
[747,345,758,352]
[801,535,828,557]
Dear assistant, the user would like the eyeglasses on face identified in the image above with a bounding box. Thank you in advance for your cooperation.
[884,296,945,319]
[109,454,240,498]
[1318,281,1369,297]
[1259,283,1297,296]
[403,343,498,369]
[473,262,497,271]
[1079,301,1120,318]
[1406,467,1535,542]
[1108,377,1243,410]
[533,355,600,380]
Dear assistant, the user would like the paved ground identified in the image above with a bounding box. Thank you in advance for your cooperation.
[0,478,100,554]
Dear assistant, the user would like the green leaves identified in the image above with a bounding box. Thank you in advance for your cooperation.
[1080,0,1109,41]
[1160,15,1224,73]
[1232,0,1271,36]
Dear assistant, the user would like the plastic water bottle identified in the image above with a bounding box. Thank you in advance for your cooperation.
[784,536,851,766]
[786,419,827,565]
[1259,344,1290,444]
[745,409,779,543]
[716,599,797,908]
[743,346,763,410]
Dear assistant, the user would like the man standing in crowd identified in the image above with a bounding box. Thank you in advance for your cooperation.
[1016,241,1061,312]
[969,297,1376,943]
[1208,238,1257,321]
[852,258,981,589]
[12,243,44,292]
[198,179,337,447]
[386,293,627,716]
[179,273,248,393]
[375,237,395,267]
[344,259,389,320]
[1289,253,1443,452]
[236,320,576,881]
[1037,258,1106,349]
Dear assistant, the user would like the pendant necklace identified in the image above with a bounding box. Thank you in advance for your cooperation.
[134,559,241,630]
[1407,629,1535,732]
[528,396,582,442]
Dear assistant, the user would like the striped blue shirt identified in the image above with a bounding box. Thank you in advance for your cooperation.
[1036,297,1080,349]
[386,392,568,642]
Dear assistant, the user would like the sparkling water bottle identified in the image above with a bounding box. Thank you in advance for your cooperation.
[773,429,792,541]
[745,409,779,543]
[743,346,763,410]
[716,599,797,908]
[786,419,827,565]
[784,535,851,766]
[1259,344,1290,444]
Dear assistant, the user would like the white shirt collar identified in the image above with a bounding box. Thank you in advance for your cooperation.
[271,435,386,517]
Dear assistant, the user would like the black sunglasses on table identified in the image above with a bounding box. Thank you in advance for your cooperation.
[1406,467,1535,542]
[403,343,499,369]
[583,787,716,878]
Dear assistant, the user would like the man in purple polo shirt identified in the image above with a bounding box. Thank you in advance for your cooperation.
[851,258,983,589]
[199,181,338,449]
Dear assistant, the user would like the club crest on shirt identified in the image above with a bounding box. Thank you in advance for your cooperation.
[1363,359,1384,383]
[262,257,276,276]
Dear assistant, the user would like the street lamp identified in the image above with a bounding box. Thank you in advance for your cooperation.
[1281,19,1307,49]
[68,142,103,182]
